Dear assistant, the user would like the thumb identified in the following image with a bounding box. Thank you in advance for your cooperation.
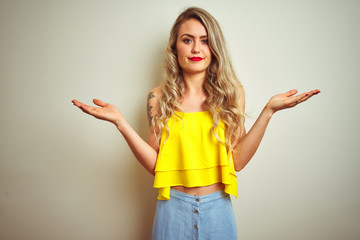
[285,89,298,97]
[93,99,107,107]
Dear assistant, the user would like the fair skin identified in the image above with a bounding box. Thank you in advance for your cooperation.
[175,18,212,113]
[72,18,320,196]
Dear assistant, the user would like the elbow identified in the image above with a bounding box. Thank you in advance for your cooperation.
[144,162,156,176]
[235,166,244,172]
[233,154,251,172]
[234,162,245,172]
[149,166,156,176]
[234,160,248,172]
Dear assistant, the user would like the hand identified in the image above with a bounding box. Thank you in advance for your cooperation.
[72,99,124,127]
[266,89,320,114]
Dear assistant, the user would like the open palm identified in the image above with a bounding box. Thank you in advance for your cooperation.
[72,99,123,126]
[267,89,320,113]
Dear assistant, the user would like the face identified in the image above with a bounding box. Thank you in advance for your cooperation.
[175,18,212,76]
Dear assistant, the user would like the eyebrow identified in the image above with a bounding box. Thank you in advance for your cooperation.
[180,33,208,39]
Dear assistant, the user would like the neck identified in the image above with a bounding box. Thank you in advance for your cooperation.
[180,72,207,112]
[183,72,206,94]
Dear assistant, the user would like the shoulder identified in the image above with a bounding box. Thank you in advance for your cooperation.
[236,81,245,96]
[147,86,162,108]
[148,85,162,98]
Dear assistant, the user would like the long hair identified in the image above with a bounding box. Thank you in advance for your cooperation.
[154,7,245,150]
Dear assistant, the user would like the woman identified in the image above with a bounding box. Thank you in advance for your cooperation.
[72,7,320,240]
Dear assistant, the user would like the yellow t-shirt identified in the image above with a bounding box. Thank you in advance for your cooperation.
[153,111,238,200]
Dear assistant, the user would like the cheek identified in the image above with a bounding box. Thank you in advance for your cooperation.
[205,47,212,58]
[176,47,189,68]
[176,44,187,58]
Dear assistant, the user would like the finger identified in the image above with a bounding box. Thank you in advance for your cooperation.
[72,99,95,114]
[293,89,320,104]
[93,99,107,107]
[296,93,312,104]
[78,104,96,114]
[305,89,320,98]
[305,89,321,96]
[72,100,93,111]
[312,89,321,95]
[72,99,86,108]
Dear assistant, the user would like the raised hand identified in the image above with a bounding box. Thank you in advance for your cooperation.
[233,88,320,170]
[72,98,158,173]
[266,89,320,114]
[72,99,123,127]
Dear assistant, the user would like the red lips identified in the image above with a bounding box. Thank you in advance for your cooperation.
[189,57,203,61]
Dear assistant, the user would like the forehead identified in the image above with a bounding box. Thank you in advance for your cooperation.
[178,18,207,36]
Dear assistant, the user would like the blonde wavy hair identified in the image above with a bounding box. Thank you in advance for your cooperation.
[154,7,245,150]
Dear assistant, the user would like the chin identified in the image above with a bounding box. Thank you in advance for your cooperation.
[183,69,207,75]
[182,65,208,74]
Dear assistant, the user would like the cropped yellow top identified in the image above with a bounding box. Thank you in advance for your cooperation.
[153,111,238,200]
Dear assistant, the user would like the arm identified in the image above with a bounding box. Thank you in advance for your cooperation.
[146,88,161,152]
[233,88,320,171]
[72,90,161,175]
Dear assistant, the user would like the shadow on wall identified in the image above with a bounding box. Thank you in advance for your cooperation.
[129,165,157,240]
[124,64,162,239]
[122,101,158,239]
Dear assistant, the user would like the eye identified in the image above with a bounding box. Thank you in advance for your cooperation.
[183,38,192,44]
[202,39,208,44]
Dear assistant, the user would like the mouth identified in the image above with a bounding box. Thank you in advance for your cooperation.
[189,57,204,62]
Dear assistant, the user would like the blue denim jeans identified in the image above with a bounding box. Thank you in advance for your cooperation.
[151,188,237,240]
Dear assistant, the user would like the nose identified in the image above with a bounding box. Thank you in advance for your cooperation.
[191,40,200,54]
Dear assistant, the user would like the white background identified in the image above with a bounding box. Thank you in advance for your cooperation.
[1,0,359,239]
